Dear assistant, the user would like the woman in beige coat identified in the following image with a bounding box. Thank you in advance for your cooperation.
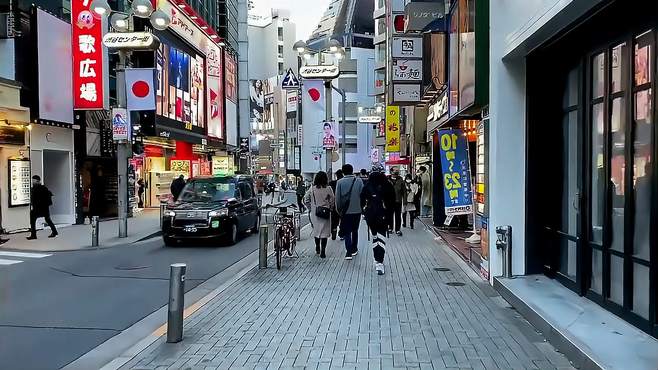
[304,171,334,258]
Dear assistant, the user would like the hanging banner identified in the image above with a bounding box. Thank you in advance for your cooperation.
[111,108,130,141]
[322,120,337,149]
[385,106,400,152]
[72,0,107,109]
[438,128,473,216]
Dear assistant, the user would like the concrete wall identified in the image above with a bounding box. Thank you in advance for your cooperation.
[488,0,604,280]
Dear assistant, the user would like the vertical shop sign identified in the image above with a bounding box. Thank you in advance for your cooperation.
[438,128,473,215]
[111,108,130,141]
[385,106,400,152]
[206,44,224,138]
[72,0,106,109]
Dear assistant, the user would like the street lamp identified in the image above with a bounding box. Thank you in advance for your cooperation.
[91,0,170,238]
[293,38,345,177]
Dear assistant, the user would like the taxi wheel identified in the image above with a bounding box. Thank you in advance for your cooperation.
[227,223,238,246]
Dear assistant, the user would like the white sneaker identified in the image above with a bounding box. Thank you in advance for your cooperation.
[375,263,385,275]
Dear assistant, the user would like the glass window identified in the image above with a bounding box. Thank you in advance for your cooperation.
[633,126,652,260]
[592,53,605,98]
[611,42,627,93]
[458,0,475,110]
[449,4,459,115]
[610,255,624,305]
[633,263,650,319]
[564,67,579,108]
[591,103,605,244]
[634,31,652,86]
[561,110,579,235]
[375,18,386,38]
[591,249,603,294]
[610,97,625,252]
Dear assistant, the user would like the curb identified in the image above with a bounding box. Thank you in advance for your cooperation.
[65,223,311,370]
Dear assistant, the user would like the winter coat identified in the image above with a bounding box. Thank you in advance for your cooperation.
[361,173,395,231]
[389,176,405,204]
[403,182,419,212]
[304,186,335,238]
[31,184,53,216]
[170,178,186,201]
[420,172,431,207]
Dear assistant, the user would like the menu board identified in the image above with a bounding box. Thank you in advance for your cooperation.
[9,159,31,207]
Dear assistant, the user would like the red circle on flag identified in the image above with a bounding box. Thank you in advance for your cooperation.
[132,81,150,98]
[308,88,321,102]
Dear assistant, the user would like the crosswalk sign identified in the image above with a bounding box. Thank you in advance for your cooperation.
[281,69,300,89]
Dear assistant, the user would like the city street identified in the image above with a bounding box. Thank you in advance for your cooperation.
[0,230,265,370]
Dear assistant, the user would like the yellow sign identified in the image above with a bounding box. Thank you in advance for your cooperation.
[385,106,400,152]
[212,156,230,176]
[170,160,190,176]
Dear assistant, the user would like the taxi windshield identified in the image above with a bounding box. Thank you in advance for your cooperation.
[179,179,238,202]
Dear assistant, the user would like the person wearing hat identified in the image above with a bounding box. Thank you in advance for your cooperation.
[27,175,58,240]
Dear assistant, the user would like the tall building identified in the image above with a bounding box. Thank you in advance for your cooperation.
[218,0,239,51]
[248,9,298,78]
[237,0,250,172]
[302,0,376,174]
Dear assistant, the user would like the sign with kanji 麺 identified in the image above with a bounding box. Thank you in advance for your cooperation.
[103,32,160,50]
[300,65,340,79]
[281,69,300,89]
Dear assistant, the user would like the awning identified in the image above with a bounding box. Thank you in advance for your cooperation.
[385,158,410,166]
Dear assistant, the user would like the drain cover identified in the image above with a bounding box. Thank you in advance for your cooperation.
[114,264,150,271]
[434,267,451,272]
[446,282,465,287]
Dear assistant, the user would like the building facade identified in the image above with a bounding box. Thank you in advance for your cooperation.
[490,0,658,339]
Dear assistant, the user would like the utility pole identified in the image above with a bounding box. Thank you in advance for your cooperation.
[331,85,346,167]
[116,50,130,238]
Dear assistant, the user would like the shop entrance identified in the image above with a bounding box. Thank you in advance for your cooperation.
[42,150,73,224]
[527,0,657,337]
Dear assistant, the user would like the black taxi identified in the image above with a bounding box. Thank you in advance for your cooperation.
[162,175,259,246]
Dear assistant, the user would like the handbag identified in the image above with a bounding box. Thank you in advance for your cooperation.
[313,189,331,219]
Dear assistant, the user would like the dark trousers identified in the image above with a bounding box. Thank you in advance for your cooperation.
[389,202,403,232]
[370,223,387,263]
[341,213,361,253]
[297,195,305,212]
[403,210,416,228]
[30,210,57,237]
[331,210,340,239]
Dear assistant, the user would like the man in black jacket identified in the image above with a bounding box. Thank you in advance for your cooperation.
[27,175,58,240]
[361,170,395,275]
[170,175,186,201]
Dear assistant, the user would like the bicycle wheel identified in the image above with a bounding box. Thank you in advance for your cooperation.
[276,228,283,270]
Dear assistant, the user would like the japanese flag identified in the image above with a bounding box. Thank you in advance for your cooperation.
[125,68,156,111]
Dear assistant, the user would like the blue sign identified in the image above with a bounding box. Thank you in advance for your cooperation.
[281,69,300,89]
[438,128,473,216]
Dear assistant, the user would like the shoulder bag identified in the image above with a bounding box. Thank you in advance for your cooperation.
[313,189,331,219]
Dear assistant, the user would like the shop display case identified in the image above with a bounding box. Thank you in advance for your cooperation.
[148,171,177,207]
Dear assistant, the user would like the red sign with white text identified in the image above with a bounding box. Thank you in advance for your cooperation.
[72,0,106,109]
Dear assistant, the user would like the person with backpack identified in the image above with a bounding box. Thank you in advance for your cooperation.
[27,175,58,240]
[361,169,395,275]
[388,167,406,236]
[304,171,334,258]
[335,164,364,260]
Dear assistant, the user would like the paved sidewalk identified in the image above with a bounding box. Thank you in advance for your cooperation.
[0,209,160,252]
[121,224,574,370]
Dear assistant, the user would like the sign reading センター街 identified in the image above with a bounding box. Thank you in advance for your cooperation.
[438,128,473,216]
[72,0,107,109]
[385,106,400,152]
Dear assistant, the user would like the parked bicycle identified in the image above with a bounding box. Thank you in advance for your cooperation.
[261,202,299,269]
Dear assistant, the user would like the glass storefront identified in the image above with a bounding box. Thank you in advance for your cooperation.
[527,1,657,337]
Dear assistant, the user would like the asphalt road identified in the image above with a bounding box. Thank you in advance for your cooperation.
[0,230,265,370]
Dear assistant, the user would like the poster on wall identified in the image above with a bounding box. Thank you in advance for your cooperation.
[8,159,31,207]
[111,108,130,141]
[249,79,264,128]
[322,121,337,149]
[212,156,230,176]
[170,160,191,177]
[385,106,400,152]
[206,43,224,139]
[224,52,238,146]
[155,41,205,129]
[438,128,473,215]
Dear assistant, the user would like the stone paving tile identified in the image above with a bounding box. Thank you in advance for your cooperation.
[123,224,574,370]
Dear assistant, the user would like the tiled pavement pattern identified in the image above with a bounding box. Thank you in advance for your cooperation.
[123,223,575,370]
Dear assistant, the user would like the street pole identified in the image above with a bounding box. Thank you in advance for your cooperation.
[116,50,130,238]
[331,85,346,167]
[325,80,332,178]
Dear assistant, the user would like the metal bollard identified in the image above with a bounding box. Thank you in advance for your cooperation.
[91,216,100,247]
[295,213,301,241]
[259,224,268,269]
[495,226,513,278]
[167,263,186,343]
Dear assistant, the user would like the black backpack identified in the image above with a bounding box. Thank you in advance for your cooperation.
[364,186,387,225]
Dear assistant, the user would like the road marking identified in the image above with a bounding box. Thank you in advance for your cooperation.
[0,251,52,258]
[0,259,23,265]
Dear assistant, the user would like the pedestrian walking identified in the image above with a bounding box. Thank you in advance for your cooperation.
[170,175,186,201]
[137,178,145,208]
[296,177,307,213]
[402,174,419,229]
[419,166,432,217]
[388,167,405,236]
[329,169,343,240]
[304,171,334,259]
[335,164,364,260]
[361,169,395,275]
[27,175,58,240]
